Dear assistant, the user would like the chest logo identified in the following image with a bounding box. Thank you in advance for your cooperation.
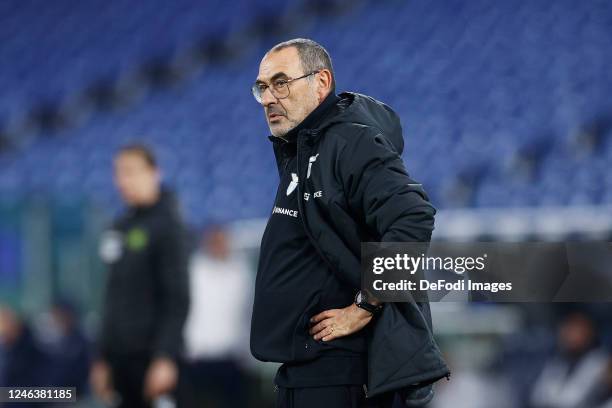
[304,190,323,201]
[126,227,149,251]
[307,154,319,179]
[286,173,299,196]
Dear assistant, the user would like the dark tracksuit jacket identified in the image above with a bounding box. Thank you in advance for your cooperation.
[98,190,189,360]
[251,91,449,401]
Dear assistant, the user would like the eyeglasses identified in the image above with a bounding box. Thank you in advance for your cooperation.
[251,71,320,103]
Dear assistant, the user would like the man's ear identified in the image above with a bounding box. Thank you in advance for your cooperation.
[317,69,334,102]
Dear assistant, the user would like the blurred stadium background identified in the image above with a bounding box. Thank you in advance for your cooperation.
[0,0,611,407]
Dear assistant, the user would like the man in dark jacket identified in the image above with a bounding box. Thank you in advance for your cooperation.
[250,39,449,407]
[91,144,190,408]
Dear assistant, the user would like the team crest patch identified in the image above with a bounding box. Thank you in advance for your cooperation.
[126,227,148,251]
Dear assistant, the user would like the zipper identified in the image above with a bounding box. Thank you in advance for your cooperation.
[281,141,292,174]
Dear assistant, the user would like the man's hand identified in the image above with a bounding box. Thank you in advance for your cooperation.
[143,357,178,400]
[90,359,114,404]
[309,304,373,342]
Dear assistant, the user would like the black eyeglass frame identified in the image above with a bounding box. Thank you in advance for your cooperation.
[252,70,321,103]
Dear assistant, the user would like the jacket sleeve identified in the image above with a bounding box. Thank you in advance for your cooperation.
[338,128,436,243]
[153,217,190,359]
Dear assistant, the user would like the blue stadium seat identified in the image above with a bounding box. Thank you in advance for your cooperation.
[1,0,611,224]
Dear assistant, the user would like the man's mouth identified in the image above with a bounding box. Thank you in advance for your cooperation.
[268,111,285,122]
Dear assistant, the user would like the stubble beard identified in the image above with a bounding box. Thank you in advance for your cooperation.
[269,93,319,139]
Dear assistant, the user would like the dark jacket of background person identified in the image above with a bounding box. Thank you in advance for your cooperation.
[44,300,92,392]
[0,324,47,387]
[98,190,189,359]
[265,92,449,399]
[530,311,609,408]
[0,321,55,408]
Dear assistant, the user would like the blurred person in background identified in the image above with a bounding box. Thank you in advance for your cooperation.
[592,358,612,408]
[530,309,609,408]
[0,305,47,387]
[183,224,254,407]
[38,298,91,393]
[90,144,190,408]
[250,38,448,408]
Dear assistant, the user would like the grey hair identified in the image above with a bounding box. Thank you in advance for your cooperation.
[268,38,335,87]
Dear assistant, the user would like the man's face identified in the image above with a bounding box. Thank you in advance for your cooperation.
[113,152,159,206]
[256,47,320,138]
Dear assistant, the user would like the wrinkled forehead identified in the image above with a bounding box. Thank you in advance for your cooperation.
[257,47,303,83]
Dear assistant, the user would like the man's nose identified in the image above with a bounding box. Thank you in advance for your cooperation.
[261,86,278,106]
